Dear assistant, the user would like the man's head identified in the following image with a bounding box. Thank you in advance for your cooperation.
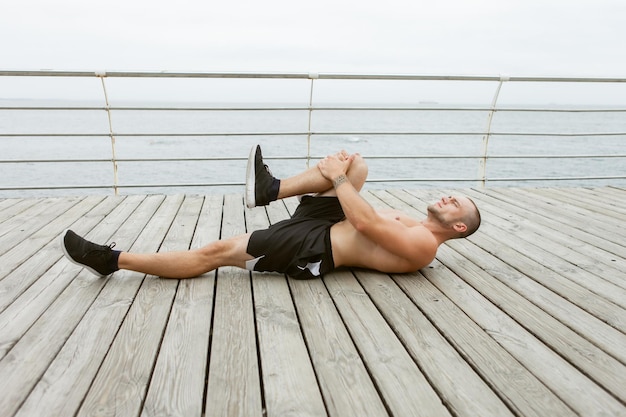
[427,195,481,239]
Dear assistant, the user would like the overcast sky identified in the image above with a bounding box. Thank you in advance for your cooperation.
[2,0,626,103]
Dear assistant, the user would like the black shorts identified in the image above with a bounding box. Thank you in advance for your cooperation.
[246,196,345,279]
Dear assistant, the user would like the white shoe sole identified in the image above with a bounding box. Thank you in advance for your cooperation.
[245,145,257,208]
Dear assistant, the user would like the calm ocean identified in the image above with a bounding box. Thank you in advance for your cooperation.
[1,100,625,197]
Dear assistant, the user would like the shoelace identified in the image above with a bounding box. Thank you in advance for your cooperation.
[82,242,116,259]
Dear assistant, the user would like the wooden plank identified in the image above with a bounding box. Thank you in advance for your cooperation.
[0,272,102,416]
[0,197,22,213]
[252,200,328,417]
[0,196,141,361]
[288,277,389,417]
[554,187,626,217]
[531,187,626,224]
[281,195,408,417]
[0,195,126,313]
[395,188,626,400]
[368,189,577,416]
[496,187,622,244]
[12,195,167,417]
[431,246,626,414]
[372,188,626,414]
[253,275,328,417]
[579,186,626,209]
[324,270,452,417]
[452,234,626,363]
[76,195,189,417]
[514,187,626,236]
[410,186,626,299]
[0,195,164,417]
[206,267,262,417]
[459,192,626,325]
[393,272,576,417]
[205,194,262,417]
[140,195,222,417]
[375,187,624,291]
[464,187,626,290]
[281,196,300,215]
[477,187,625,259]
[0,197,68,252]
[0,195,106,280]
[355,270,515,417]
[372,187,623,412]
[0,198,41,229]
[469,223,626,321]
[3,187,625,417]
[437,188,626,315]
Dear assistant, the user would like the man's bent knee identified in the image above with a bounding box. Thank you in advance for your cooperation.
[348,154,368,190]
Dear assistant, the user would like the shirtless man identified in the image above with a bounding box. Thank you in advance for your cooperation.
[61,145,481,279]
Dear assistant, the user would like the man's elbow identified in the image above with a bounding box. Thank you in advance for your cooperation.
[353,219,370,233]
[352,214,379,234]
[346,205,379,234]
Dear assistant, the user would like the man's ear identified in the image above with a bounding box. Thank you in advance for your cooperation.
[453,223,467,234]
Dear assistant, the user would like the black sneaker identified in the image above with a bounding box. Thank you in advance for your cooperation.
[245,145,280,208]
[61,230,119,277]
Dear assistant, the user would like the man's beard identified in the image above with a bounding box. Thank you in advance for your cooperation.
[427,203,451,226]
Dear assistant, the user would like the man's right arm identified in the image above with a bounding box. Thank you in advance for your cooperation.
[319,156,436,266]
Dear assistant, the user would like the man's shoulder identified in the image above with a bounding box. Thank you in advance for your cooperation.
[385,225,438,271]
[403,224,439,259]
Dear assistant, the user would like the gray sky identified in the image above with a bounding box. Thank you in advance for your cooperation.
[2,0,626,103]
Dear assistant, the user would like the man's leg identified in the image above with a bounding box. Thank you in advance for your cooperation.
[118,233,253,278]
[278,151,368,198]
[62,230,254,279]
[64,145,368,278]
[246,145,368,208]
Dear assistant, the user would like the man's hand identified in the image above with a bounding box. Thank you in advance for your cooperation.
[317,151,356,181]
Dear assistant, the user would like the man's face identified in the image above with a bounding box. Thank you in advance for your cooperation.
[427,195,474,226]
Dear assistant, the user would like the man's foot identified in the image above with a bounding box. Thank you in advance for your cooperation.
[61,230,120,277]
[245,144,280,208]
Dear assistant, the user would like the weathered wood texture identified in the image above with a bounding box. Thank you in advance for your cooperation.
[0,187,624,417]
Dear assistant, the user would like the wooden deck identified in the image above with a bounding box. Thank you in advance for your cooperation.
[0,187,625,417]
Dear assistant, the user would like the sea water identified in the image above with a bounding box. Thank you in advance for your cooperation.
[1,100,625,197]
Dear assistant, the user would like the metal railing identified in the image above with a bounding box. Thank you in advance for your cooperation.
[1,70,625,196]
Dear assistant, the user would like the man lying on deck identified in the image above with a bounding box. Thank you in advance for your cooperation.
[61,145,481,280]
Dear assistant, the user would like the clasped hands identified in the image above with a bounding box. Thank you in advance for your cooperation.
[317,150,358,181]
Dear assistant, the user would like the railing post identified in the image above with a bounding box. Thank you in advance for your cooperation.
[97,72,120,195]
[478,76,508,187]
[306,73,319,168]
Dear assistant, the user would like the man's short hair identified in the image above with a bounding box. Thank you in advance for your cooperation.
[458,197,481,238]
